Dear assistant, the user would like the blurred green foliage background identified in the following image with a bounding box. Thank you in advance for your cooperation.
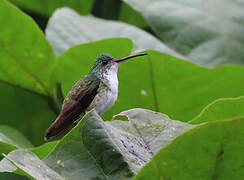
[1,0,244,179]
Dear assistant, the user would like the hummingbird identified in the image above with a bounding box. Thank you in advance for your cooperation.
[45,53,147,140]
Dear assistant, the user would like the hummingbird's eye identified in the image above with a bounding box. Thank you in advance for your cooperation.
[102,61,108,65]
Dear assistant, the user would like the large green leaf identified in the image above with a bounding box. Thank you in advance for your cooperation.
[8,0,94,17]
[123,0,244,67]
[0,173,27,180]
[0,125,32,157]
[0,0,55,95]
[190,96,244,124]
[0,0,58,145]
[0,126,32,149]
[53,47,244,122]
[0,150,63,180]
[45,8,179,57]
[0,141,58,179]
[0,125,57,161]
[0,82,56,146]
[119,3,148,29]
[134,117,244,180]
[44,110,135,179]
[112,108,194,157]
[29,141,58,159]
[0,109,192,179]
[44,109,192,179]
[0,143,17,160]
[147,50,244,121]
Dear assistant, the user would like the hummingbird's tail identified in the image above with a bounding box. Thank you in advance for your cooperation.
[44,109,84,140]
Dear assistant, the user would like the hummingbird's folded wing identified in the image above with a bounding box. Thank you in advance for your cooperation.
[45,75,100,140]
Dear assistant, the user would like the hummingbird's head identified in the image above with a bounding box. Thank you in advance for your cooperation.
[90,53,119,77]
[90,53,148,78]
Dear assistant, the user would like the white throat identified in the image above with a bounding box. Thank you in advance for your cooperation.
[103,67,118,93]
[93,65,119,114]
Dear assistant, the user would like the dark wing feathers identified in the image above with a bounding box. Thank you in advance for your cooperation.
[45,75,100,140]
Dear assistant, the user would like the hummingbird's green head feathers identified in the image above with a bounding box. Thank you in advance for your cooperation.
[90,52,148,77]
[95,53,114,66]
[90,53,118,77]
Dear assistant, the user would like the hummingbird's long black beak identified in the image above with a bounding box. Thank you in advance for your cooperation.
[113,53,148,63]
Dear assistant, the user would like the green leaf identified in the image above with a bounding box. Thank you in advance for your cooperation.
[0,150,63,180]
[134,117,244,180]
[0,0,55,95]
[112,108,194,158]
[7,0,94,17]
[53,47,244,122]
[0,158,17,174]
[0,109,193,179]
[0,173,27,180]
[123,0,244,67]
[146,50,244,121]
[92,0,120,20]
[190,96,244,124]
[0,143,17,160]
[0,125,33,157]
[44,110,134,179]
[29,141,58,159]
[0,141,57,176]
[43,109,191,179]
[0,82,56,146]
[46,8,179,57]
[120,3,148,29]
[0,126,32,149]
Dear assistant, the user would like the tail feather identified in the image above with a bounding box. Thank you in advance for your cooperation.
[45,109,84,140]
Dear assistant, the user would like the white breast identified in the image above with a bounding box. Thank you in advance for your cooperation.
[93,72,118,114]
